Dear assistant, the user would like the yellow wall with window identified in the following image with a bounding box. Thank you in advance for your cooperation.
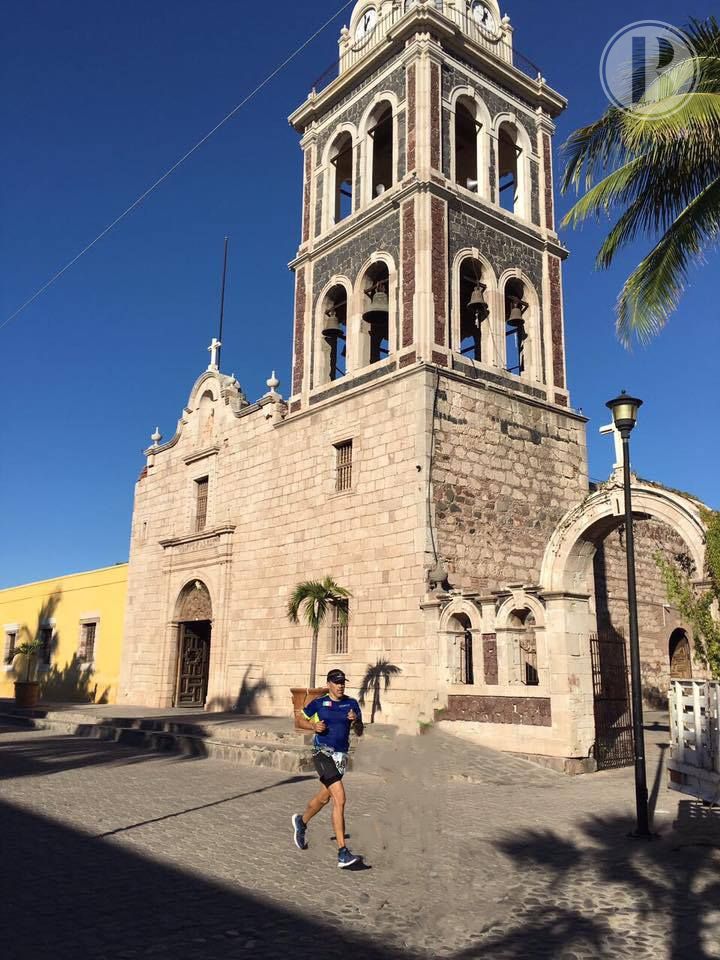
[0,564,128,704]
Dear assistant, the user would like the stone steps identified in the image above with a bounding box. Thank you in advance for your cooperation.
[0,707,398,773]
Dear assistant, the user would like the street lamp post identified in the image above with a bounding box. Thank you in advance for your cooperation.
[606,391,652,838]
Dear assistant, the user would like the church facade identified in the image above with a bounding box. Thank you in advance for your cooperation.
[119,1,708,770]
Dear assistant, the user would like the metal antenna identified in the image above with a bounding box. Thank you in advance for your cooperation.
[217,236,229,368]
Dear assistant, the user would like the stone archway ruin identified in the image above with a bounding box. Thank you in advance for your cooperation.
[540,479,706,595]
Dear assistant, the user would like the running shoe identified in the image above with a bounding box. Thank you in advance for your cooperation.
[337,846,360,868]
[291,814,307,850]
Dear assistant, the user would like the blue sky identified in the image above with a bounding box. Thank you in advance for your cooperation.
[1,1,716,587]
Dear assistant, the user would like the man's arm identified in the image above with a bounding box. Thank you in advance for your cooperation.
[297,714,326,733]
[348,704,364,737]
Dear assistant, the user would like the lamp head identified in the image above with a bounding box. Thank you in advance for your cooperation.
[606,391,643,437]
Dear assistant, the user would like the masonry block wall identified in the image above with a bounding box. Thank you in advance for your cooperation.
[431,371,588,592]
[593,519,707,706]
[121,367,436,726]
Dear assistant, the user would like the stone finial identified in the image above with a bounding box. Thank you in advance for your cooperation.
[501,13,512,26]
[266,371,280,397]
[208,338,222,371]
[151,427,162,447]
[428,558,450,594]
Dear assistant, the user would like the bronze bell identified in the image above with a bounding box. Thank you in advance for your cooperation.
[322,307,343,340]
[364,282,389,325]
[468,282,489,324]
[506,295,528,328]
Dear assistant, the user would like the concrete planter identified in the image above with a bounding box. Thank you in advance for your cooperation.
[14,681,41,709]
[290,687,328,729]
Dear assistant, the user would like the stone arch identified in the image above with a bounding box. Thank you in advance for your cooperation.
[174,579,213,623]
[495,592,546,630]
[439,598,482,686]
[669,627,693,679]
[353,252,398,367]
[451,247,498,364]
[497,268,543,383]
[492,112,534,220]
[314,275,353,385]
[439,597,483,632]
[448,86,493,200]
[540,481,706,595]
[321,122,359,231]
[358,91,400,205]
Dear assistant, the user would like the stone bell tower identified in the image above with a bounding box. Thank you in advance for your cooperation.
[288,0,571,413]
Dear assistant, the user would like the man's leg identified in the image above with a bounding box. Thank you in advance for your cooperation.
[327,780,347,849]
[302,784,331,825]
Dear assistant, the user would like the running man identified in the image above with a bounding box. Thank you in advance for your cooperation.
[292,669,364,868]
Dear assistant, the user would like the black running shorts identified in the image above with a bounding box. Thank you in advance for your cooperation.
[313,751,343,787]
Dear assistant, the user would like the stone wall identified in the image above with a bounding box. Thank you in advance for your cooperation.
[121,366,433,727]
[593,518,701,706]
[431,372,588,592]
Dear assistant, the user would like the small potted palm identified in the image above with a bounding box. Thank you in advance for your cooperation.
[13,637,44,708]
[287,576,350,727]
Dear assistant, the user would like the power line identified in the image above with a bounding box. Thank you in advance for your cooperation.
[0,0,356,334]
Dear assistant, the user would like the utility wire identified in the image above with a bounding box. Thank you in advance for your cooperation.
[0,0,356,334]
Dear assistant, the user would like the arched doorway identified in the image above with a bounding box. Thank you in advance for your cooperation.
[174,580,212,708]
[669,628,692,679]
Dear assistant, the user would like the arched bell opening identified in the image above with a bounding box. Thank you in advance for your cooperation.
[369,102,394,200]
[317,284,348,385]
[458,256,489,361]
[504,277,529,376]
[330,131,354,225]
[455,97,481,193]
[498,122,521,215]
[361,262,390,366]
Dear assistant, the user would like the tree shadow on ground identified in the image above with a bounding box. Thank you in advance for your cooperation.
[0,797,409,960]
[453,802,720,960]
[41,653,110,704]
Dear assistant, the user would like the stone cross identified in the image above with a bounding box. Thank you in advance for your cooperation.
[208,338,222,371]
[599,421,623,470]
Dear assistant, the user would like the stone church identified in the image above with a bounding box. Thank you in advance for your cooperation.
[119,1,709,771]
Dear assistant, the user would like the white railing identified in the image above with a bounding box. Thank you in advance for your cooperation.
[668,679,720,803]
[443,2,513,65]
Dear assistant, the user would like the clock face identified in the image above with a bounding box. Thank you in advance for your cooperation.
[470,1,497,34]
[354,7,378,45]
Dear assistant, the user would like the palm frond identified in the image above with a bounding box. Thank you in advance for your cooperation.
[616,175,720,343]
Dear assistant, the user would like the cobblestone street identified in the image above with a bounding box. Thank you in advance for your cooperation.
[1,718,718,960]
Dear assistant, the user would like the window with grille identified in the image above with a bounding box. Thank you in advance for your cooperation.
[39,627,53,665]
[519,611,538,685]
[331,603,349,655]
[80,622,97,662]
[4,631,17,665]
[195,477,209,531]
[335,440,353,492]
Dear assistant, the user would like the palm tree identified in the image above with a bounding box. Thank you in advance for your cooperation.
[358,658,401,723]
[286,577,351,689]
[561,17,720,344]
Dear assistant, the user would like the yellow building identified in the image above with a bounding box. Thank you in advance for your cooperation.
[1,564,128,704]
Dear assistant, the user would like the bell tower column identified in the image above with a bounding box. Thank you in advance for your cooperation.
[408,36,450,367]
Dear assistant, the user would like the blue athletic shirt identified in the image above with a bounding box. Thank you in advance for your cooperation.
[302,695,362,753]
